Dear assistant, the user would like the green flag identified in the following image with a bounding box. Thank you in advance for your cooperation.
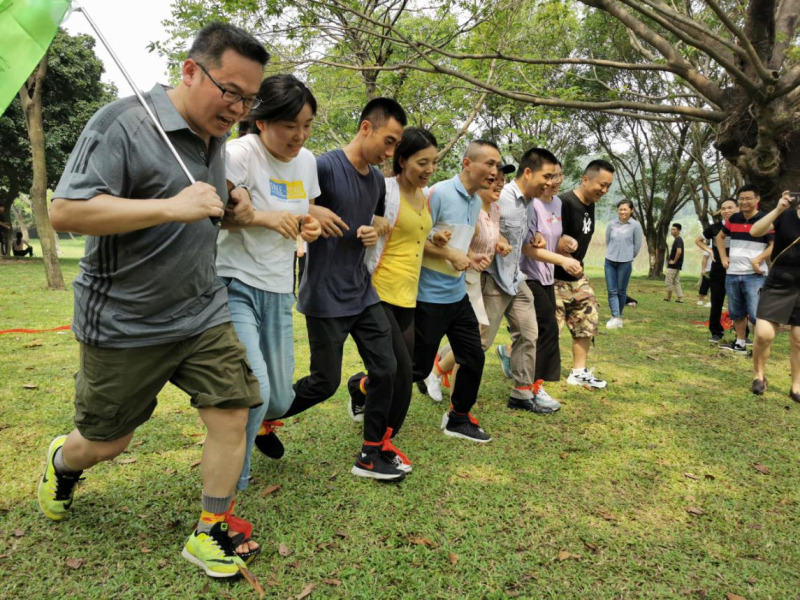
[0,0,72,115]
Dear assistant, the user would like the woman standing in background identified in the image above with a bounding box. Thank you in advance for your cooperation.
[604,200,643,329]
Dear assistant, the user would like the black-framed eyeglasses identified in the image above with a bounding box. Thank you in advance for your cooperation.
[196,62,261,111]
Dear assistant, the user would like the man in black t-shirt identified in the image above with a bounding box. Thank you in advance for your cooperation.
[664,223,684,302]
[556,159,615,390]
[696,198,737,342]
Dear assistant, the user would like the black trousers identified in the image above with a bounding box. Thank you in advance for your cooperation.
[699,275,711,296]
[709,274,726,336]
[281,303,396,443]
[526,279,561,382]
[358,302,415,436]
[413,296,485,414]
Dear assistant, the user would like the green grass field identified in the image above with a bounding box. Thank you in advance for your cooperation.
[0,243,798,599]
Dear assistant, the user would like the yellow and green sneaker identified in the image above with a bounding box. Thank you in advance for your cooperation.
[38,435,83,521]
[182,522,246,578]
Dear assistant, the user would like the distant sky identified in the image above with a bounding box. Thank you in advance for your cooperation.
[63,0,174,96]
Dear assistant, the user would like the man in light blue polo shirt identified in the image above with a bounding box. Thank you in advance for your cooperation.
[413,139,501,443]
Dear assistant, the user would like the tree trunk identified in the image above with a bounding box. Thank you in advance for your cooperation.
[646,235,668,279]
[10,203,29,242]
[18,55,65,290]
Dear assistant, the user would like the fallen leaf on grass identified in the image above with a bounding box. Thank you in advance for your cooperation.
[23,339,43,348]
[725,594,746,600]
[595,509,617,522]
[334,530,348,539]
[686,507,705,516]
[704,474,716,480]
[406,535,435,547]
[557,550,573,561]
[238,565,265,599]
[279,543,291,557]
[257,484,281,498]
[583,541,599,553]
[296,583,315,599]
[196,440,205,446]
[752,464,770,475]
[65,558,84,569]
[22,384,38,390]
[684,472,700,480]
[118,457,137,465]
[0,554,9,559]
[190,459,201,469]
[132,440,144,448]
[323,579,342,586]
[140,548,152,554]
[646,354,659,361]
[747,577,757,584]
[449,552,458,566]
[12,529,24,538]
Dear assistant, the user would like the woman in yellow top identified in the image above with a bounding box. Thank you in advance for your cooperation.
[348,128,439,452]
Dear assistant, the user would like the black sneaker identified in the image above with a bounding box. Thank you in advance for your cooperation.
[751,377,767,396]
[415,380,428,395]
[351,448,405,481]
[443,412,492,443]
[708,334,723,344]
[381,449,412,473]
[253,420,285,459]
[720,341,747,355]
[346,372,366,423]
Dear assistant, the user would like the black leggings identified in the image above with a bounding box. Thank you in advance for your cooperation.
[526,279,561,382]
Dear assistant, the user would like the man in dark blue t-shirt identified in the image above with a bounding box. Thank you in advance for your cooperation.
[270,98,409,482]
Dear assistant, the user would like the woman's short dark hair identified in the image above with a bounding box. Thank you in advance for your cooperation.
[393,128,438,175]
[245,74,317,129]
[617,199,634,211]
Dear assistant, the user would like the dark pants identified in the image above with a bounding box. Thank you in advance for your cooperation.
[699,275,711,296]
[13,247,33,257]
[413,296,485,414]
[709,274,726,337]
[281,303,396,442]
[373,302,414,435]
[527,279,561,382]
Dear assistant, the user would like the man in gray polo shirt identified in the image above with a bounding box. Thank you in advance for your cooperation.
[37,23,268,579]
[486,148,562,414]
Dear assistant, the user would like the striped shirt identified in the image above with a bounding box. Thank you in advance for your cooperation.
[722,211,774,275]
[470,204,499,259]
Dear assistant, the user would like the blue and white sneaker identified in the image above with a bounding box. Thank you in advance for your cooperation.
[566,368,607,389]
[496,345,512,379]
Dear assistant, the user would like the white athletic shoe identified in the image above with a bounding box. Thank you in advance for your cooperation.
[566,368,608,389]
[605,317,623,329]
[696,300,705,306]
[424,372,443,402]
[534,386,562,412]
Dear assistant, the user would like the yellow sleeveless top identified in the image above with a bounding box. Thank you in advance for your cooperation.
[372,191,433,307]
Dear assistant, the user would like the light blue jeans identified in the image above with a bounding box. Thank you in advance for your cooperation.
[604,259,633,318]
[221,277,296,491]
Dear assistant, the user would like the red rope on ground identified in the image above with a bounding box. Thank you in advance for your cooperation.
[0,325,71,335]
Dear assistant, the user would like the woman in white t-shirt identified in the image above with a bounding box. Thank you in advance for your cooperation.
[216,75,321,511]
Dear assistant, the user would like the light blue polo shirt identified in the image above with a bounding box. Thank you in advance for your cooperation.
[417,174,481,304]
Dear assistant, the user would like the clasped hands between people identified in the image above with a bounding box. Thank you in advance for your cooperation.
[553,233,583,277]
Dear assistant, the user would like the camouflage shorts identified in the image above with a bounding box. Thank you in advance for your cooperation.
[554,276,599,338]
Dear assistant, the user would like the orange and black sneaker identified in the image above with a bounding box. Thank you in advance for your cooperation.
[253,420,285,460]
[375,427,411,473]
[443,411,492,443]
[351,447,405,482]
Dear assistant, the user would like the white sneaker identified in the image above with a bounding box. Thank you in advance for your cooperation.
[704,302,711,308]
[605,317,623,329]
[696,300,704,306]
[534,386,562,411]
[424,372,443,402]
[566,368,608,389]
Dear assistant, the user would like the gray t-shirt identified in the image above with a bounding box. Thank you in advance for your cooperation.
[53,84,230,348]
[297,149,383,318]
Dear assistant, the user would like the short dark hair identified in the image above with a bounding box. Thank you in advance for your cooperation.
[721,197,738,206]
[516,147,559,177]
[584,159,615,177]
[672,223,682,231]
[737,184,760,197]
[393,128,438,175]
[617,199,634,211]
[359,97,407,129]
[188,22,269,68]
[245,74,316,128]
[464,139,499,160]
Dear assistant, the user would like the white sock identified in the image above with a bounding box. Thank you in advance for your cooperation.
[572,368,585,375]
[736,338,746,346]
